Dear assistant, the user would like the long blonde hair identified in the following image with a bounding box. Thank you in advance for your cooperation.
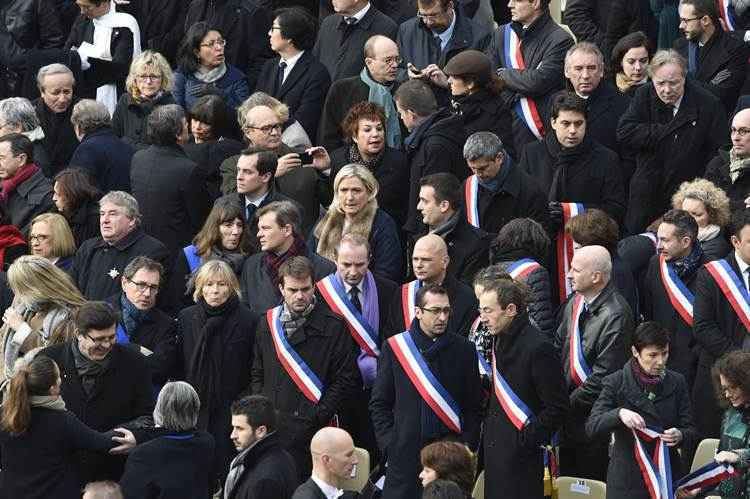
[7,256,86,310]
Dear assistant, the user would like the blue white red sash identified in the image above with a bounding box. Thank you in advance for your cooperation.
[718,0,737,30]
[705,258,750,332]
[387,331,462,433]
[503,24,544,140]
[266,306,324,404]
[507,258,542,281]
[115,323,130,344]
[674,460,738,493]
[658,255,695,326]
[183,245,202,273]
[556,203,584,302]
[492,350,533,431]
[469,317,490,376]
[568,294,592,387]
[632,426,673,499]
[317,274,380,357]
[464,175,480,228]
[401,280,421,328]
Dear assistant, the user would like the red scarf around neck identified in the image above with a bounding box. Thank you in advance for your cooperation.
[0,163,39,203]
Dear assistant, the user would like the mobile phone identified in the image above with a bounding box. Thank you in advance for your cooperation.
[408,62,423,75]
[298,151,314,164]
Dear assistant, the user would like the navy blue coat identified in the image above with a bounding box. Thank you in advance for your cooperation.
[69,127,134,193]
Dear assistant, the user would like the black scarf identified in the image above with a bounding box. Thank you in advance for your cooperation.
[672,244,704,280]
[208,245,246,275]
[545,132,593,202]
[71,340,111,397]
[187,294,239,428]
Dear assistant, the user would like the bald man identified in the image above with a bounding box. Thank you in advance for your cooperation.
[705,108,750,213]
[370,284,482,499]
[385,234,478,337]
[554,245,634,481]
[292,428,359,499]
[318,35,403,151]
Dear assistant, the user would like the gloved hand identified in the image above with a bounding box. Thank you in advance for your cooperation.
[188,83,221,99]
[548,201,564,233]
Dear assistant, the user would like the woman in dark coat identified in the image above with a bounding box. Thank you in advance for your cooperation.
[586,322,698,499]
[177,260,257,492]
[112,50,177,149]
[671,178,732,262]
[52,168,101,247]
[607,31,653,99]
[0,355,134,499]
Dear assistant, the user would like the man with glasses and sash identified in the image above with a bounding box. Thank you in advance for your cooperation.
[370,283,482,499]
[479,275,568,498]
[693,209,750,438]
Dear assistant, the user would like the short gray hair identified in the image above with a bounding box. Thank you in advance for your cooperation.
[0,97,39,132]
[565,42,604,69]
[99,191,141,224]
[146,104,185,146]
[238,92,290,130]
[463,131,505,161]
[71,99,111,135]
[648,49,687,78]
[153,381,200,431]
[36,63,75,90]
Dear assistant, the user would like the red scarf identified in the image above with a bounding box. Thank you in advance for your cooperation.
[0,163,39,203]
[0,224,26,269]
[263,234,307,286]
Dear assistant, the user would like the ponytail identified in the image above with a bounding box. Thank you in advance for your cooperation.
[1,356,59,435]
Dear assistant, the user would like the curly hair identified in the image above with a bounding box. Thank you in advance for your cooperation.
[341,101,386,143]
[671,178,731,228]
[712,351,750,408]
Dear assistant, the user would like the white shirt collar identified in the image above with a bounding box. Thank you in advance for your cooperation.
[672,95,684,115]
[244,190,269,208]
[343,280,363,295]
[281,50,305,73]
[433,10,456,51]
[311,476,343,499]
[349,2,371,22]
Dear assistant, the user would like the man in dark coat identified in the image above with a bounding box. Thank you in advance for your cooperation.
[460,131,548,236]
[251,256,360,479]
[131,0,187,62]
[394,80,469,235]
[69,191,172,302]
[370,284,482,499]
[224,395,299,499]
[520,91,627,228]
[640,210,705,389]
[617,51,728,235]
[291,427,359,499]
[318,34,402,152]
[490,4,574,155]
[0,133,54,234]
[673,0,748,114]
[313,0,398,82]
[256,8,331,141]
[555,245,634,481]
[182,0,274,91]
[240,201,335,314]
[692,209,750,438]
[705,108,750,214]
[40,301,154,484]
[415,172,490,285]
[479,277,569,499]
[130,105,211,255]
[70,99,135,193]
[562,0,613,47]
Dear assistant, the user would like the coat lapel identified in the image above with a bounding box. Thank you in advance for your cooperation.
[278,52,311,99]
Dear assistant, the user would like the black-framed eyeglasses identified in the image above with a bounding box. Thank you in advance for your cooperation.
[418,306,452,316]
[270,25,283,31]
[678,16,702,23]
[378,56,402,67]
[84,333,116,345]
[245,123,283,134]
[126,277,160,294]
[29,234,50,243]
[731,127,750,137]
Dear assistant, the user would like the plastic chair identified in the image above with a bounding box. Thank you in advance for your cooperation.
[341,447,370,493]
[690,438,720,473]
[472,470,485,499]
[555,476,607,499]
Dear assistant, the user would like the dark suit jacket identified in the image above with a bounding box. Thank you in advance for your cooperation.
[256,51,332,141]
[291,478,360,499]
[318,76,371,152]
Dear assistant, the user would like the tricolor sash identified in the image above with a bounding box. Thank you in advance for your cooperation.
[401,280,421,328]
[317,274,380,357]
[704,258,750,332]
[183,245,202,273]
[658,255,695,326]
[507,258,542,281]
[464,175,480,228]
[503,24,545,140]
[632,426,673,499]
[469,317,490,376]
[115,323,130,344]
[266,306,324,404]
[387,331,462,433]
[568,294,592,387]
[718,0,737,30]
[492,350,533,431]
[674,460,738,493]
[557,203,585,302]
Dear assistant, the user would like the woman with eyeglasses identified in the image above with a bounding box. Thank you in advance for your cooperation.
[0,255,85,383]
[111,50,176,149]
[173,22,250,111]
[28,213,77,271]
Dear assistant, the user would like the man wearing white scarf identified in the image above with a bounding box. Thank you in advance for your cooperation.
[65,0,141,115]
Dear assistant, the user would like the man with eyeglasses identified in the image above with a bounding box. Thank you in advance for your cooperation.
[673,0,748,114]
[40,301,154,485]
[370,283,482,499]
[708,108,750,210]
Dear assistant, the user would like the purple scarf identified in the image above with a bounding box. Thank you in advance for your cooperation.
[335,270,379,332]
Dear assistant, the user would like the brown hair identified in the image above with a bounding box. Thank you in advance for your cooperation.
[277,256,314,286]
[192,197,248,257]
[420,440,476,495]
[1,356,59,435]
[341,101,386,143]
[565,209,619,254]
[712,351,750,408]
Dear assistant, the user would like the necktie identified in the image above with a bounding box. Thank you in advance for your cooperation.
[344,16,357,25]
[349,287,362,313]
[275,60,287,94]
[245,203,256,222]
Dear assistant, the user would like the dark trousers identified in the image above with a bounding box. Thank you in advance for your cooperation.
[342,388,381,465]
[559,443,609,482]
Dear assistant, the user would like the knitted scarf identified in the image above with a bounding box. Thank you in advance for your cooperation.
[0,225,25,269]
[263,234,306,286]
[194,63,227,83]
[119,293,149,339]
[279,296,316,338]
[545,132,593,202]
[359,67,401,149]
[0,163,38,203]
[729,148,750,183]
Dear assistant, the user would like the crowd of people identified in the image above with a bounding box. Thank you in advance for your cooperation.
[4,0,750,498]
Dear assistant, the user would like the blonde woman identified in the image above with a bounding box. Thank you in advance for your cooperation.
[112,50,175,148]
[312,164,401,281]
[0,255,86,380]
[672,178,732,261]
[28,213,77,271]
[177,259,256,488]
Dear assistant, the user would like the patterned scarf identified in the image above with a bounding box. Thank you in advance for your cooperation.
[263,234,306,286]
[729,148,750,183]
[348,143,384,172]
[279,296,316,338]
[119,293,149,338]
[672,243,704,280]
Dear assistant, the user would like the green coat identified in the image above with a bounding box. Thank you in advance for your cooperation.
[712,408,750,498]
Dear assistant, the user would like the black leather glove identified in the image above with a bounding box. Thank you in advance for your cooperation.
[548,201,563,233]
[188,83,222,99]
